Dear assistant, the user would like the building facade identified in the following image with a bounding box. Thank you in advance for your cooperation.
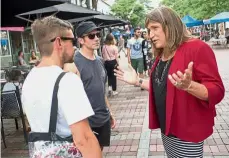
[1,0,113,68]
[0,29,38,68]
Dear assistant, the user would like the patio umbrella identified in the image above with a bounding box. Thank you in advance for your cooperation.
[16,3,101,23]
[182,15,203,27]
[68,14,128,27]
[2,0,68,27]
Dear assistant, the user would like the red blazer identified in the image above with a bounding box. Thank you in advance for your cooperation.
[149,39,225,142]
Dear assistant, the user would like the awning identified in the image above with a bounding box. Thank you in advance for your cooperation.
[2,0,68,27]
[16,3,101,23]
[182,15,203,27]
[204,12,229,24]
[0,27,24,32]
[68,14,128,27]
[203,19,211,25]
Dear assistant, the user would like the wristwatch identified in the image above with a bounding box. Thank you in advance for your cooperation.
[139,78,143,87]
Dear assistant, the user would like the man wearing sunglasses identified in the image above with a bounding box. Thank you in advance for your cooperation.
[73,21,116,150]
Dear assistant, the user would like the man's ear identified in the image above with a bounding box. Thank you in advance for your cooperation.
[78,38,84,45]
[55,37,62,47]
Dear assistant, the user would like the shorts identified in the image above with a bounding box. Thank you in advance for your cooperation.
[91,120,111,147]
[131,58,144,73]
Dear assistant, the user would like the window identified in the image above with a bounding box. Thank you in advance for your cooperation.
[10,32,23,65]
[0,31,11,56]
[22,31,35,54]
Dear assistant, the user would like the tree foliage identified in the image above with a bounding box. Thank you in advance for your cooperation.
[161,0,229,19]
[111,0,147,27]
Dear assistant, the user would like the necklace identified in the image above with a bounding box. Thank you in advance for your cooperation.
[154,58,172,86]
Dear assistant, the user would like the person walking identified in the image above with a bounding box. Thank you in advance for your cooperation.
[142,31,149,76]
[115,6,225,158]
[126,28,144,87]
[102,34,119,96]
[22,16,101,158]
[118,35,126,56]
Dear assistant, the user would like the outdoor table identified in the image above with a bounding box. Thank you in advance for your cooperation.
[210,38,227,48]
[1,66,31,84]
[29,60,37,65]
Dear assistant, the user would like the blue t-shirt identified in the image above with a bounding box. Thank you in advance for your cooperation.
[127,37,144,59]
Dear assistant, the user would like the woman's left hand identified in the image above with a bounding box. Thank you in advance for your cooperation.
[168,62,193,91]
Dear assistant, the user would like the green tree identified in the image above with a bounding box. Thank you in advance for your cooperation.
[111,0,146,27]
[161,0,229,19]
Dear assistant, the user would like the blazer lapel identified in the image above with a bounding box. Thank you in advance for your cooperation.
[149,57,160,128]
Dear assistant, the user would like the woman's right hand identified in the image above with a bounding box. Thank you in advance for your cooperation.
[114,64,138,85]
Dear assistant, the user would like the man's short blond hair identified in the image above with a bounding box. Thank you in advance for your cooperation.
[31,16,73,56]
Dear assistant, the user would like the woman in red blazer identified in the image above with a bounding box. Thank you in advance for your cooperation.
[115,6,225,158]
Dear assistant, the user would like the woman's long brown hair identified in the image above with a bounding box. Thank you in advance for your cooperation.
[145,6,191,57]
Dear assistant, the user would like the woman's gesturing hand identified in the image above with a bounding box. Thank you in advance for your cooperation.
[114,64,138,85]
[168,61,193,91]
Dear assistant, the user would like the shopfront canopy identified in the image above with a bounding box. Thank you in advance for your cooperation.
[16,3,101,23]
[182,15,203,27]
[204,12,229,24]
[68,14,128,27]
[0,27,24,32]
[2,0,68,27]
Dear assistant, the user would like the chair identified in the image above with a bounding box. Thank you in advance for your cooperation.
[1,69,10,81]
[1,70,6,80]
[1,87,28,148]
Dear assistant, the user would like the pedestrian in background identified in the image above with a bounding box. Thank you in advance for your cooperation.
[126,28,144,89]
[142,31,149,76]
[118,35,126,57]
[102,34,119,96]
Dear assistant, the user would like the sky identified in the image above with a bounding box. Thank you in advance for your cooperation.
[150,0,161,7]
[103,0,161,8]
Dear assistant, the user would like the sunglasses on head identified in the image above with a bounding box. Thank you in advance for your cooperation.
[50,37,77,45]
[83,32,101,40]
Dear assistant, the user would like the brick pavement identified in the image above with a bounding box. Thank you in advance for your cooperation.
[1,48,229,158]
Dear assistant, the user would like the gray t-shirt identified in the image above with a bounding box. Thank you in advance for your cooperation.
[18,56,27,65]
[74,52,110,127]
[127,37,144,59]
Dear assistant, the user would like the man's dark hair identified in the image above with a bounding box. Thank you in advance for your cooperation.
[134,28,140,32]
[9,70,21,81]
